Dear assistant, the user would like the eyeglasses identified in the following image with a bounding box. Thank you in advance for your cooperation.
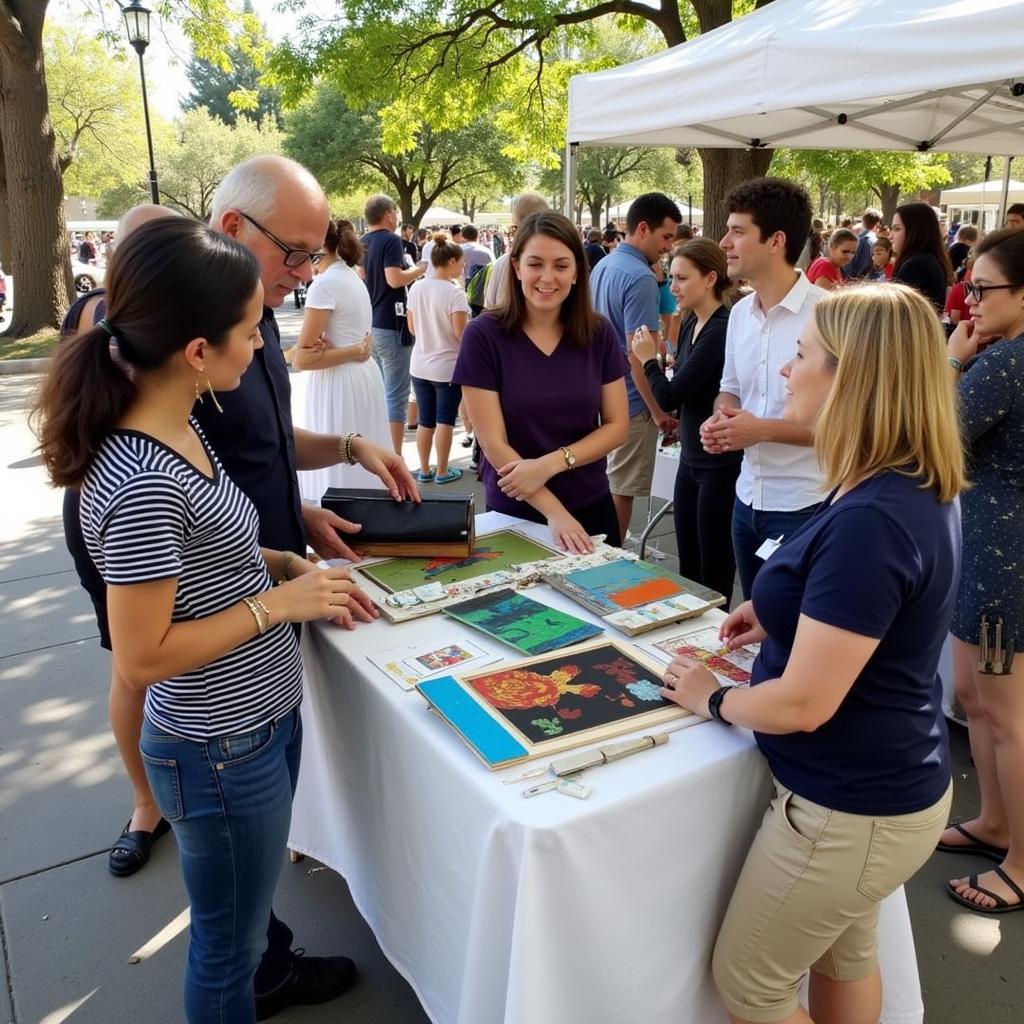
[964,281,1018,301]
[239,212,327,268]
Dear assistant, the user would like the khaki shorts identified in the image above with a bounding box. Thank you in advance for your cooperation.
[606,412,659,498]
[713,776,952,1023]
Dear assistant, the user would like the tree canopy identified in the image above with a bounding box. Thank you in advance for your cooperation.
[283,85,524,227]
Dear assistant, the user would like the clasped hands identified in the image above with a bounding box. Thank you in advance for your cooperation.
[700,406,763,454]
[660,600,765,717]
[497,455,556,502]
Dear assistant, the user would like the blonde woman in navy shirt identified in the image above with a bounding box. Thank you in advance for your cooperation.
[662,284,963,1024]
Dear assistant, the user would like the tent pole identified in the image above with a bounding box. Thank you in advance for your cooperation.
[997,156,1013,227]
[564,143,578,220]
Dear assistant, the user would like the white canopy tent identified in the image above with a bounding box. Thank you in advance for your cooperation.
[940,178,1024,231]
[566,0,1024,220]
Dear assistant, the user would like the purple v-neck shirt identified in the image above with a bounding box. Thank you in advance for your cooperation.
[453,313,629,516]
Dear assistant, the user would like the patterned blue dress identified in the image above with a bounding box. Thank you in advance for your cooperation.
[952,336,1024,645]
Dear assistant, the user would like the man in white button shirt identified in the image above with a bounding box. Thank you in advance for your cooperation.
[700,178,824,598]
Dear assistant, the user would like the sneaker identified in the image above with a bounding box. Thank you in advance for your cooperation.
[254,950,357,1021]
[434,467,464,484]
[460,435,474,448]
[414,468,435,482]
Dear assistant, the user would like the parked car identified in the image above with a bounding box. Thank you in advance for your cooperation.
[71,259,105,294]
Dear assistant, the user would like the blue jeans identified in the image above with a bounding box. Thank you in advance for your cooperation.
[411,376,462,427]
[371,327,412,424]
[731,498,819,601]
[140,707,302,1024]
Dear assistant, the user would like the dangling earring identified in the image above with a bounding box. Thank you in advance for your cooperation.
[202,373,224,414]
[194,375,205,405]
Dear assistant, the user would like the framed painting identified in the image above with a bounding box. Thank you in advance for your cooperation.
[356,529,561,594]
[442,588,603,656]
[417,640,689,769]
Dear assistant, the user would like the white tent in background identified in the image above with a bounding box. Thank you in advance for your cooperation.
[581,199,703,225]
[940,178,1024,231]
[419,206,468,224]
[566,0,1024,219]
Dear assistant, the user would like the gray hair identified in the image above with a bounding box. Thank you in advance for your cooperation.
[210,155,321,225]
[511,192,549,226]
[364,193,397,225]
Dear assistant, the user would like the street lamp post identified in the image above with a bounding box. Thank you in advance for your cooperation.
[122,0,160,205]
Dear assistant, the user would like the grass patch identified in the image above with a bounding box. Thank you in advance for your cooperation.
[0,329,59,361]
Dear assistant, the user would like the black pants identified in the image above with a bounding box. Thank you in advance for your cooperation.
[673,460,741,607]
[490,492,622,548]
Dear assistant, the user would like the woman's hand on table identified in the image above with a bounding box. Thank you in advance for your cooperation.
[547,510,594,554]
[661,655,718,717]
[719,600,766,649]
[263,567,379,629]
[631,325,658,364]
[497,457,555,501]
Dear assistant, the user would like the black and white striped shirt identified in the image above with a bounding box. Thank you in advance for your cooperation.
[80,421,303,740]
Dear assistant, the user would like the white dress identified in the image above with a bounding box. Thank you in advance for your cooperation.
[296,260,393,502]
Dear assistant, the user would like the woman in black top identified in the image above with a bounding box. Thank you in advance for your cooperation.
[633,239,740,604]
[891,202,953,314]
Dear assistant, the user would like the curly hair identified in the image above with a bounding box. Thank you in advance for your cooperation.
[724,177,813,265]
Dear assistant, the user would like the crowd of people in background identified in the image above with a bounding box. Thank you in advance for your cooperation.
[32,154,1024,1023]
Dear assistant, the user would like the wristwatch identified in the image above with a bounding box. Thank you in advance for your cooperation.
[561,446,577,471]
[948,356,964,372]
[707,686,733,725]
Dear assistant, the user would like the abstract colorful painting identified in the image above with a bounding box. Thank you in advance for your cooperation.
[463,642,673,745]
[357,530,560,593]
[549,559,690,614]
[650,627,759,685]
[442,589,603,656]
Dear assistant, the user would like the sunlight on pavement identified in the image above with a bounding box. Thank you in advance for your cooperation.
[128,906,191,964]
[950,911,1001,955]
[40,987,98,1023]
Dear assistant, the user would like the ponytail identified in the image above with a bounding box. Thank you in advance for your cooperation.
[34,325,136,487]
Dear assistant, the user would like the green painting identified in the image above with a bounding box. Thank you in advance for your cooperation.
[357,529,560,593]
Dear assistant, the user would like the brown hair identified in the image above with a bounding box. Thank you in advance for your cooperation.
[670,239,735,303]
[491,210,601,349]
[893,202,954,284]
[974,226,1024,289]
[324,218,362,266]
[33,218,260,487]
[430,231,463,268]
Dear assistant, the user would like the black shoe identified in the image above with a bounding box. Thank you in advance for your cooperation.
[254,949,357,1021]
[460,434,474,447]
[108,816,171,877]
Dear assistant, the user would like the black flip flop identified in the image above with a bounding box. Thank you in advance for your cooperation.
[936,822,1009,862]
[948,866,1024,915]
[108,817,172,877]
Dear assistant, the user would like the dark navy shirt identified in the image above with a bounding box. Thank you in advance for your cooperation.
[750,471,958,815]
[361,229,406,330]
[193,308,305,555]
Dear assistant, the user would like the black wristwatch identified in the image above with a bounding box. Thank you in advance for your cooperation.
[707,686,733,725]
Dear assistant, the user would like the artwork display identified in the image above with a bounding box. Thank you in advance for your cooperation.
[417,640,689,769]
[645,626,760,686]
[543,558,725,636]
[357,530,561,594]
[442,589,603,657]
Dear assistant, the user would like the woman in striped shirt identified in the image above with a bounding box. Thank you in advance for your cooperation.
[34,217,374,1024]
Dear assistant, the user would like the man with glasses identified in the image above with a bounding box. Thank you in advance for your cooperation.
[361,193,427,453]
[204,156,418,1019]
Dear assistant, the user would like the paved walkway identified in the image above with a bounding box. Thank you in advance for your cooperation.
[0,315,1018,1022]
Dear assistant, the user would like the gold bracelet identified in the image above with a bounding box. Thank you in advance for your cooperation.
[252,596,272,629]
[337,432,363,465]
[280,551,296,581]
[242,596,268,635]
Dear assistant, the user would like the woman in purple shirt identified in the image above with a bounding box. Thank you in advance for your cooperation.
[453,211,629,551]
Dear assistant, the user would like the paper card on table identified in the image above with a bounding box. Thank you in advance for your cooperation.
[368,633,502,690]
[646,626,759,685]
[442,588,603,657]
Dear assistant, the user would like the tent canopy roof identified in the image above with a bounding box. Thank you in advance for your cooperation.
[939,179,1024,205]
[568,0,1024,156]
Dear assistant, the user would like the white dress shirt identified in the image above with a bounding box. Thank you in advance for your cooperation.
[719,271,825,511]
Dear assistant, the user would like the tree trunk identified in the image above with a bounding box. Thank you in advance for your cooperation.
[0,0,72,337]
[878,183,901,227]
[0,131,11,266]
[588,199,605,228]
[698,147,774,242]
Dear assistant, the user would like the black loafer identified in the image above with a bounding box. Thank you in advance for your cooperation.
[255,950,357,1021]
[108,817,171,877]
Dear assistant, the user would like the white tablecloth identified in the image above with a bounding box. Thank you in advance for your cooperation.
[289,513,925,1024]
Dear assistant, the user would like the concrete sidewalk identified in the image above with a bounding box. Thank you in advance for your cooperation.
[0,321,1019,1021]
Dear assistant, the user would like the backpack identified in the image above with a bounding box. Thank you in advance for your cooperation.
[465,261,492,310]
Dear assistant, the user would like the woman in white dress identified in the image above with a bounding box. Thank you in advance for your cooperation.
[294,218,393,501]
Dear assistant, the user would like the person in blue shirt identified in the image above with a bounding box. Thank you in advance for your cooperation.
[661,283,963,1024]
[590,192,681,540]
